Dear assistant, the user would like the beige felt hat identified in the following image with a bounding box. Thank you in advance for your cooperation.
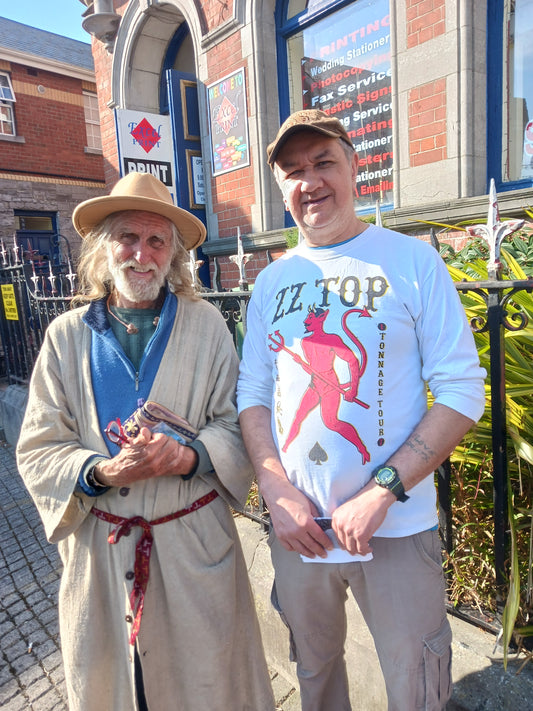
[72,172,206,251]
[267,109,354,167]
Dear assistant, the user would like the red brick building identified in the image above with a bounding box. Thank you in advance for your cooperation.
[78,0,533,288]
[0,17,105,263]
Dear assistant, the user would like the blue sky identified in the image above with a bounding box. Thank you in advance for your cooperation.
[1,0,89,43]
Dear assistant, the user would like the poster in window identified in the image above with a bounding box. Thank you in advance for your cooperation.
[207,68,250,176]
[187,150,206,209]
[298,0,393,211]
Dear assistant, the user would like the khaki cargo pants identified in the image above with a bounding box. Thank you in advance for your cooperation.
[270,528,452,711]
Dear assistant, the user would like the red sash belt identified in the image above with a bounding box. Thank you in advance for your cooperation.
[91,489,219,644]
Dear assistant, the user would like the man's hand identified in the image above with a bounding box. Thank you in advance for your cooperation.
[332,481,395,556]
[238,406,333,558]
[262,477,334,559]
[94,427,197,487]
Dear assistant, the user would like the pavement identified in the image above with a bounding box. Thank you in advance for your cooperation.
[0,440,66,710]
[1,409,533,710]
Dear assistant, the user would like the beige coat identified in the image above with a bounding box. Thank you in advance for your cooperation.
[16,296,274,711]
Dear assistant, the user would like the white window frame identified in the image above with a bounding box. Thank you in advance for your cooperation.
[0,72,16,137]
[83,91,102,152]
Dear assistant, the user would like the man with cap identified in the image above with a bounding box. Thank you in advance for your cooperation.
[237,110,486,710]
[16,172,275,711]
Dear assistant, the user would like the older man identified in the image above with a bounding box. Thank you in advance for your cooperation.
[237,110,486,711]
[17,172,274,711]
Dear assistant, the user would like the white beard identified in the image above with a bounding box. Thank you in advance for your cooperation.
[108,255,171,304]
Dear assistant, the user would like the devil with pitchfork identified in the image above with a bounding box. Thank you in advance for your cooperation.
[269,305,371,465]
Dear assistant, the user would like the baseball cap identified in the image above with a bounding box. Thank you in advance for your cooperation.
[266,109,354,167]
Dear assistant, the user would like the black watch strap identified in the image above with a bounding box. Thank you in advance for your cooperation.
[373,465,410,502]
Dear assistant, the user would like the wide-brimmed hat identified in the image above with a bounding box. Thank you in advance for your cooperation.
[72,172,206,250]
[267,109,354,167]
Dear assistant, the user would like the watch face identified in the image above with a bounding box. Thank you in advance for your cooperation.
[378,467,396,485]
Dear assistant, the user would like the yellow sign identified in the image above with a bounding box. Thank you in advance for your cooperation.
[1,284,19,321]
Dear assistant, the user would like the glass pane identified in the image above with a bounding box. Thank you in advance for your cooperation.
[0,102,15,135]
[287,0,308,20]
[86,122,102,150]
[0,73,15,101]
[502,0,533,181]
[287,0,393,210]
[83,93,99,122]
[16,215,54,231]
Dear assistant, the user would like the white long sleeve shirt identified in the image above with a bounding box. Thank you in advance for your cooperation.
[238,225,486,549]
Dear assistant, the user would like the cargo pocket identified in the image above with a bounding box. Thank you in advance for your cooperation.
[270,580,298,663]
[422,619,453,710]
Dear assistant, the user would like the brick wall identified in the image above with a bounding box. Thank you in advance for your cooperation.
[408,78,447,167]
[210,251,274,291]
[0,62,104,182]
[92,39,119,186]
[406,0,446,48]
[406,1,448,168]
[203,0,235,33]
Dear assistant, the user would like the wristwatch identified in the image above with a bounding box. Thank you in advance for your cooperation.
[373,465,409,502]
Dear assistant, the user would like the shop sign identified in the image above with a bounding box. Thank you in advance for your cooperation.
[299,0,393,210]
[115,110,177,198]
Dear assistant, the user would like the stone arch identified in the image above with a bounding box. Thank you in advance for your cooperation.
[109,1,204,112]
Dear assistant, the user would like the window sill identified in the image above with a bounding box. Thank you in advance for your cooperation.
[84,146,103,155]
[0,134,25,143]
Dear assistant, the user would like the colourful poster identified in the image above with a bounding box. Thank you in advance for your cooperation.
[207,68,250,176]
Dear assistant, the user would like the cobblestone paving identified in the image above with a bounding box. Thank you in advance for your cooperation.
[0,441,299,710]
[0,442,66,710]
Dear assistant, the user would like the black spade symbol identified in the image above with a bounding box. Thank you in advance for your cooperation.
[309,442,328,465]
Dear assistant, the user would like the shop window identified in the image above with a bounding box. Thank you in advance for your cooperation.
[83,91,102,152]
[0,72,16,137]
[277,0,393,213]
[488,0,533,190]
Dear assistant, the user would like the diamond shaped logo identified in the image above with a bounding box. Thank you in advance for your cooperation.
[130,118,161,154]
[216,96,238,136]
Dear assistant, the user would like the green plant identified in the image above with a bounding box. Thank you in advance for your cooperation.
[284,227,300,249]
[442,239,533,661]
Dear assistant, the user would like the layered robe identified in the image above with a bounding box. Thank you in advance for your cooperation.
[16,294,274,711]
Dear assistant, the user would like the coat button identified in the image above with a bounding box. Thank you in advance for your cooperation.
[125,615,133,623]
[119,487,130,496]
[125,571,134,580]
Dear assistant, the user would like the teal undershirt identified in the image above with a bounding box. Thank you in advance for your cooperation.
[108,306,159,370]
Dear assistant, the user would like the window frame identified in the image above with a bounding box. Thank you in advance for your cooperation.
[83,90,102,152]
[274,0,392,218]
[487,0,533,192]
[274,0,354,122]
[0,71,16,137]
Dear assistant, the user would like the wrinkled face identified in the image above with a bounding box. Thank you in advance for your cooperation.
[107,211,174,307]
[275,133,360,247]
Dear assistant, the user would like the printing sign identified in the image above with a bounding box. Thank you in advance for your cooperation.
[115,110,176,197]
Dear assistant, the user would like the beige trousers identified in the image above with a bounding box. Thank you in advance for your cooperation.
[270,529,452,711]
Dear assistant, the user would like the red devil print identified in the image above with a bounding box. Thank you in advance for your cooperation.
[269,306,371,464]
